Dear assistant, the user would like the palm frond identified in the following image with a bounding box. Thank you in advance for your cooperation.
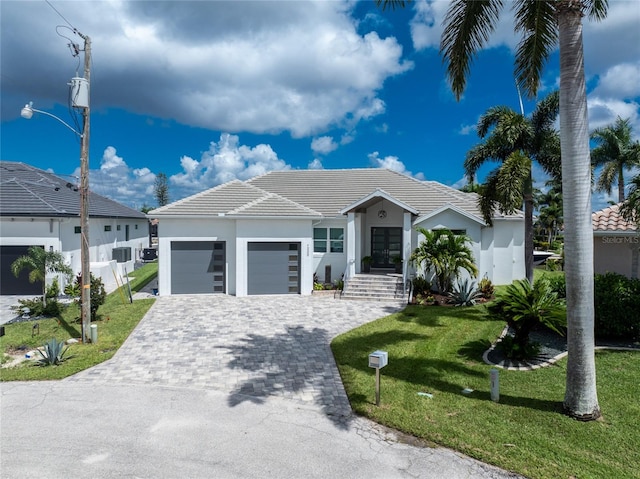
[375,0,413,12]
[440,0,505,100]
[513,0,558,98]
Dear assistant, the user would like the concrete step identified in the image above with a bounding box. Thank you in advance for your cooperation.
[342,274,407,302]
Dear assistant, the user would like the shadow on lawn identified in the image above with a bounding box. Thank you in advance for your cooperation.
[56,314,81,339]
[457,339,493,362]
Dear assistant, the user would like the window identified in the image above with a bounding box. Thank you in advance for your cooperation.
[104,225,112,232]
[135,224,138,230]
[313,227,344,253]
[74,226,81,234]
[330,228,344,253]
[313,228,327,253]
[117,225,121,231]
[451,229,467,236]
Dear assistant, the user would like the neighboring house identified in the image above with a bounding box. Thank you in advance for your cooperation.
[592,203,639,279]
[149,169,525,296]
[0,161,148,294]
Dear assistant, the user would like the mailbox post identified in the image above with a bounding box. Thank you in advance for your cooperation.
[368,350,388,406]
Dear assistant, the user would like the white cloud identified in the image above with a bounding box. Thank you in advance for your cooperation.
[171,133,290,195]
[368,151,425,180]
[79,146,156,209]
[592,62,640,100]
[1,1,412,137]
[308,159,324,170]
[311,136,338,155]
[450,176,468,190]
[458,124,476,136]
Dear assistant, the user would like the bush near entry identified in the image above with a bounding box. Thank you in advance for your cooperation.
[594,273,640,340]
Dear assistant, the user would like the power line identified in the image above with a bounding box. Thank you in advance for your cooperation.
[45,0,77,31]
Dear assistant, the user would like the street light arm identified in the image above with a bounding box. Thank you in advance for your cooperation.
[21,102,83,138]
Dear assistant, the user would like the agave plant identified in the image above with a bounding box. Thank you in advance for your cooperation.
[448,278,483,307]
[36,338,71,366]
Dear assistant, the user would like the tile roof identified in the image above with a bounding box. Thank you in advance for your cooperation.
[0,161,145,219]
[150,168,522,221]
[150,180,321,217]
[592,203,637,232]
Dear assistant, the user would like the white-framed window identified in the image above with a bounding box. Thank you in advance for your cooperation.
[313,227,344,253]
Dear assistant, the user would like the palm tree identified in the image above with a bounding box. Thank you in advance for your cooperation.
[591,117,640,203]
[465,91,561,283]
[536,178,564,247]
[620,173,640,225]
[377,0,607,420]
[410,227,478,294]
[11,246,72,307]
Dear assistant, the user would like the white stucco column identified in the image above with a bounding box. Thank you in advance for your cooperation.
[347,212,356,278]
[403,212,412,281]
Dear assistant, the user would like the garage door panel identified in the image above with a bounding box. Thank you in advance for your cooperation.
[171,241,225,294]
[1,245,43,295]
[248,242,300,295]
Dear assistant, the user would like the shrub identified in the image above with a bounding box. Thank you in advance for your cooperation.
[498,335,541,360]
[448,278,483,306]
[412,276,431,296]
[11,297,64,318]
[67,273,107,321]
[46,277,60,299]
[547,275,566,299]
[594,273,640,340]
[478,276,494,299]
[487,277,566,360]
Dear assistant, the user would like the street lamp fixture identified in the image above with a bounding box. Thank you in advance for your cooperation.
[21,102,83,137]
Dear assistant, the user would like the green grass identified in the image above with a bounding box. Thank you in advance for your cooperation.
[0,262,158,381]
[331,305,640,479]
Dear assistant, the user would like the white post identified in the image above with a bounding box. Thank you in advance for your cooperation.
[490,368,500,402]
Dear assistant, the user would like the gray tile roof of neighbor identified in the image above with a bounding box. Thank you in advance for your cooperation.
[0,161,146,219]
[150,168,522,221]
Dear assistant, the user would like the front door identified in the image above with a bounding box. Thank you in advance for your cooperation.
[371,227,402,268]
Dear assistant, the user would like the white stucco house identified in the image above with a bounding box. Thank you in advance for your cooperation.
[0,161,149,294]
[149,169,525,297]
[592,203,638,279]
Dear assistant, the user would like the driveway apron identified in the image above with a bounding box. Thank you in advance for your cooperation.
[68,295,404,418]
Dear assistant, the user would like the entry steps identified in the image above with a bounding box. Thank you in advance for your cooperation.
[341,273,407,302]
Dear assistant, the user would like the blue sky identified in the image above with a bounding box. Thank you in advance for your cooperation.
[1,1,639,212]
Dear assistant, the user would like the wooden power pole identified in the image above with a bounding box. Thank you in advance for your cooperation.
[79,33,91,343]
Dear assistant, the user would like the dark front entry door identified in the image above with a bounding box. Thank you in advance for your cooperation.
[371,227,402,268]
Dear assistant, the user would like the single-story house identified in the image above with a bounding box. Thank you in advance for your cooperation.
[592,203,638,279]
[149,168,525,296]
[0,161,149,294]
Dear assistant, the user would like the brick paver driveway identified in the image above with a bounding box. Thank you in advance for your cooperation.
[69,295,403,418]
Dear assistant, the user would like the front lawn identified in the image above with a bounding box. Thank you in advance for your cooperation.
[331,305,639,479]
[0,262,158,381]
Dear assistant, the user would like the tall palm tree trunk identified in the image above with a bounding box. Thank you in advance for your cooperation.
[618,164,625,203]
[558,3,600,420]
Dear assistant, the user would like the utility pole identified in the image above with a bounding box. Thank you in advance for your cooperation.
[79,33,91,343]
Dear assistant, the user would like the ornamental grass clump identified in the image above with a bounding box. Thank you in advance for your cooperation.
[487,277,566,360]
